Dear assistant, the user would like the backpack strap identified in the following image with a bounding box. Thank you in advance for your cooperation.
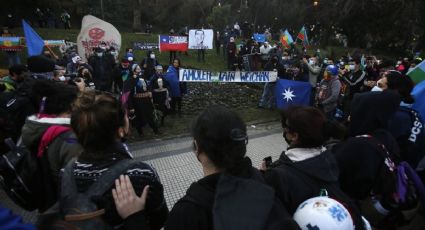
[61,159,136,199]
[85,159,135,197]
[37,126,72,158]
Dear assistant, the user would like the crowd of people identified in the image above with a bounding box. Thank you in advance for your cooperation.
[1,22,425,230]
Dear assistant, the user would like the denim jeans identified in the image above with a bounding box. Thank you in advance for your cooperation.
[259,82,276,109]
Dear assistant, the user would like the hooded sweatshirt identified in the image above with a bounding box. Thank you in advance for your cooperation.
[264,149,366,230]
[165,157,299,230]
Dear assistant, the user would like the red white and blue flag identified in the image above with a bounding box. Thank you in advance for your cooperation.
[159,35,188,52]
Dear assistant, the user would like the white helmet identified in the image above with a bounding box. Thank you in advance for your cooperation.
[293,196,354,230]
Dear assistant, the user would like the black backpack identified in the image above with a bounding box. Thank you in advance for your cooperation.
[0,90,34,154]
[37,158,136,230]
[0,126,74,211]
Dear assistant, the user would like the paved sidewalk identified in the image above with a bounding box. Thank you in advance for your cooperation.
[1,121,286,223]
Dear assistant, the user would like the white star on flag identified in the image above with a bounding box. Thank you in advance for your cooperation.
[282,87,296,102]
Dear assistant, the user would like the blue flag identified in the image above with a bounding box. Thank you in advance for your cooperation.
[22,20,45,56]
[412,80,425,119]
[275,79,311,109]
[253,33,266,43]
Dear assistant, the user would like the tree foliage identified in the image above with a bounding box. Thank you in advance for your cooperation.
[1,0,425,53]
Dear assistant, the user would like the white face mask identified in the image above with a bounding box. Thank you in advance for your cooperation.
[59,76,66,81]
[128,57,134,62]
[158,78,163,89]
[96,52,103,57]
[309,60,315,65]
[371,86,383,92]
[150,54,156,59]
[349,65,355,71]
[323,60,328,64]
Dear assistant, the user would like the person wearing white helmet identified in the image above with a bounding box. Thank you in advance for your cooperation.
[293,196,372,230]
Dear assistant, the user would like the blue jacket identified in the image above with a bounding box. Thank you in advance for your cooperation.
[165,65,181,97]
[0,206,35,230]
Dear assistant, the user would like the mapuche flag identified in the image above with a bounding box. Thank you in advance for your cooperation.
[159,35,188,52]
[296,26,309,46]
[280,29,294,48]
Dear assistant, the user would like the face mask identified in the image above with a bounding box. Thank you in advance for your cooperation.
[158,78,163,88]
[282,56,288,60]
[309,60,315,65]
[96,52,103,57]
[59,76,66,81]
[323,60,328,64]
[340,62,344,66]
[349,65,355,71]
[371,86,383,92]
[128,57,134,62]
[150,54,156,59]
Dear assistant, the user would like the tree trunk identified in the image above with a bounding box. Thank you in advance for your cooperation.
[132,0,142,32]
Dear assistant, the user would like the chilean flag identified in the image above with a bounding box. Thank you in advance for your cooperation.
[159,35,188,52]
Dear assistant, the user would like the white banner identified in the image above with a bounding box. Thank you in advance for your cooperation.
[179,68,277,83]
[77,15,121,61]
[188,29,213,50]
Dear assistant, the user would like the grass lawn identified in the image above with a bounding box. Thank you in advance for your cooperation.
[0,28,226,71]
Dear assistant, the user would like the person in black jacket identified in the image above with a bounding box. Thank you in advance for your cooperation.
[332,91,406,228]
[68,90,168,229]
[88,47,115,92]
[379,71,425,170]
[261,106,366,230]
[164,106,300,230]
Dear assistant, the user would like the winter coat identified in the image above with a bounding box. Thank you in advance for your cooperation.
[165,66,186,98]
[21,115,83,211]
[165,158,300,230]
[341,70,367,99]
[317,76,341,113]
[388,105,425,169]
[264,148,365,230]
[70,142,168,229]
